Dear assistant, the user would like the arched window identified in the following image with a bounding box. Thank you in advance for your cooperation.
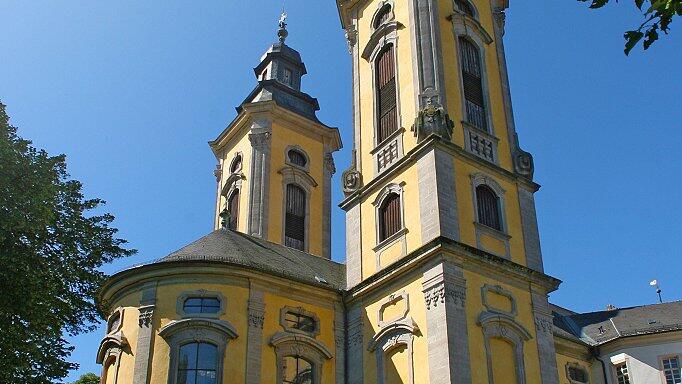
[177,342,218,384]
[459,37,487,131]
[476,185,501,231]
[376,44,398,144]
[373,4,392,29]
[454,0,475,17]
[288,149,308,168]
[285,184,306,251]
[227,190,240,230]
[282,356,313,384]
[230,155,242,174]
[379,192,401,242]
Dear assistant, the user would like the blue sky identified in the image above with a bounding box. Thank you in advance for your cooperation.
[1,1,680,381]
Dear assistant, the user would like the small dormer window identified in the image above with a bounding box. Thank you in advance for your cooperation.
[230,154,242,174]
[107,310,122,334]
[288,149,307,168]
[373,4,392,29]
[283,68,293,86]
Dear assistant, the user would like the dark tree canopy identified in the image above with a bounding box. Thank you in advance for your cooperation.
[72,373,100,384]
[0,102,135,383]
[579,0,681,54]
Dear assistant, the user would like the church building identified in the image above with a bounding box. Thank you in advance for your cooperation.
[96,1,682,384]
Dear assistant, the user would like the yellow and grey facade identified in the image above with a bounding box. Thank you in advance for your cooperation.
[96,1,682,384]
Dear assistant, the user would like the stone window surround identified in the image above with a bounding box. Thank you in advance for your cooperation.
[453,0,480,20]
[270,331,333,384]
[159,318,239,384]
[99,345,123,384]
[221,171,245,213]
[659,354,681,384]
[176,290,226,319]
[565,362,590,384]
[377,291,410,328]
[372,182,407,251]
[449,15,495,137]
[279,306,321,338]
[368,317,419,384]
[470,172,511,259]
[106,307,124,335]
[279,166,317,252]
[478,311,532,384]
[284,145,310,172]
[229,152,244,174]
[362,7,405,174]
[481,284,517,317]
[370,0,395,31]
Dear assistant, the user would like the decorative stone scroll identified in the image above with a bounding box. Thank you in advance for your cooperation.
[412,100,454,143]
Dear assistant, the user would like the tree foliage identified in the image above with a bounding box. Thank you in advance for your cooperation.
[579,0,681,54]
[72,373,100,384]
[0,102,135,383]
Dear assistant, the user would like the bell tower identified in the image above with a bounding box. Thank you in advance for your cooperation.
[210,14,342,258]
[337,0,562,383]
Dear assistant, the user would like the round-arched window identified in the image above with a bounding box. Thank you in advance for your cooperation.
[373,4,392,29]
[230,155,242,174]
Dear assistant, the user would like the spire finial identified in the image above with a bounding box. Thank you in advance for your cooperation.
[278,10,288,44]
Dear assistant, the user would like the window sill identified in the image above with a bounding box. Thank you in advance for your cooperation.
[374,227,408,253]
[474,221,510,239]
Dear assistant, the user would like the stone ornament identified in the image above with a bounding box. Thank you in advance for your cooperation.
[411,100,455,143]
[342,150,363,196]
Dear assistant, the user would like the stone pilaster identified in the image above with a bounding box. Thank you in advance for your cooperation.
[346,303,364,384]
[422,260,471,384]
[247,120,272,238]
[417,147,460,244]
[334,303,346,384]
[409,0,447,109]
[532,289,560,384]
[245,287,265,384]
[345,203,363,287]
[132,284,157,384]
[323,150,336,259]
[518,186,544,272]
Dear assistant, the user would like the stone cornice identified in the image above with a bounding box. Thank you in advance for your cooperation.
[209,100,342,158]
[339,135,540,211]
[346,235,561,302]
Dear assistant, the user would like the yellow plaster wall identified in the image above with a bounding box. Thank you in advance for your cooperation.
[260,292,338,383]
[555,351,594,384]
[148,281,250,384]
[215,124,253,232]
[356,0,417,178]
[454,158,527,266]
[462,270,543,384]
[437,0,514,172]
[490,338,518,383]
[267,120,326,256]
[105,291,141,384]
[359,165,421,280]
[361,274,430,384]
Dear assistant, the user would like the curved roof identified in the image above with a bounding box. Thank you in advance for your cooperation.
[152,229,346,290]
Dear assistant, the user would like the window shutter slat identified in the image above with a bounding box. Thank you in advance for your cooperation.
[460,38,487,131]
[476,185,501,231]
[377,45,398,143]
[285,185,306,250]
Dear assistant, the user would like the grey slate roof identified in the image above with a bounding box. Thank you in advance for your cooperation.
[155,229,346,291]
[551,301,682,346]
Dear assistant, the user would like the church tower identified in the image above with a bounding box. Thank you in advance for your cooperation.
[210,16,342,258]
[336,0,562,383]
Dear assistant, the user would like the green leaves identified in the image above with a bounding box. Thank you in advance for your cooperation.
[0,102,135,383]
[72,373,100,384]
[579,0,680,54]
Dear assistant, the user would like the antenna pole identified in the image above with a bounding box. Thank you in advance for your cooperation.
[657,285,663,304]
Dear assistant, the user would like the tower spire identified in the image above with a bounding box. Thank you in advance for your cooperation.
[277,11,288,44]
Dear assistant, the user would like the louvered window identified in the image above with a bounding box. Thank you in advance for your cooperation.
[373,5,392,28]
[455,0,475,17]
[476,185,501,231]
[615,363,631,384]
[459,38,487,131]
[376,45,398,144]
[228,190,240,230]
[379,193,402,242]
[285,184,306,250]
